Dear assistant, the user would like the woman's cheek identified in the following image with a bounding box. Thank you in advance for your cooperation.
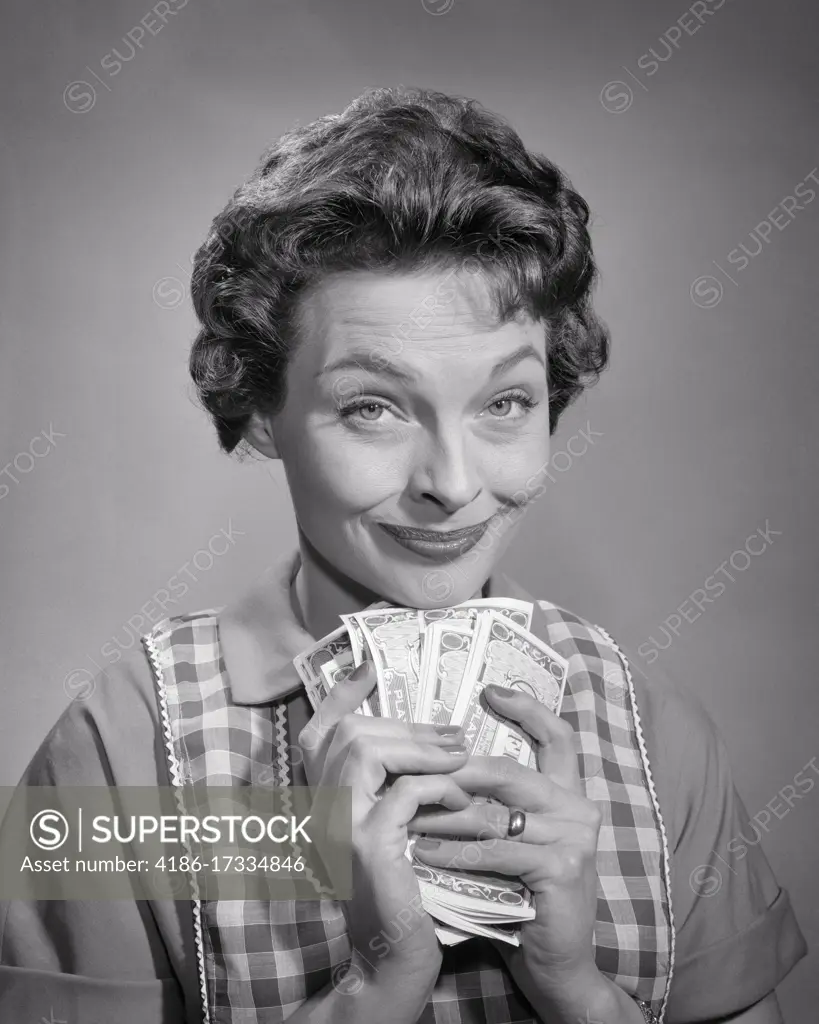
[307,437,406,509]
[484,435,549,497]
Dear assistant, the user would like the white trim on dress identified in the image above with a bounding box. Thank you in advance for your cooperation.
[593,623,676,1024]
[144,629,213,1024]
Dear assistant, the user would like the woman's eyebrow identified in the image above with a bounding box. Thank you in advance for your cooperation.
[317,344,544,383]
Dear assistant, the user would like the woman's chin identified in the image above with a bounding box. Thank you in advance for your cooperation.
[369,562,492,609]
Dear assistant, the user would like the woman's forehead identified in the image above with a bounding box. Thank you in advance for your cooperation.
[294,269,544,367]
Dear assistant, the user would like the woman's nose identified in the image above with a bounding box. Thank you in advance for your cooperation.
[408,432,482,512]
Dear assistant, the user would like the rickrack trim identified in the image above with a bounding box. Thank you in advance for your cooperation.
[274,702,291,788]
[143,628,212,1024]
[272,701,339,898]
[593,623,676,1024]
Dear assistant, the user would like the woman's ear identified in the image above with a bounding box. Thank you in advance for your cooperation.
[243,411,281,459]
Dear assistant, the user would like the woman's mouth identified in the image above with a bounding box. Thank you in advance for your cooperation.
[377,519,492,561]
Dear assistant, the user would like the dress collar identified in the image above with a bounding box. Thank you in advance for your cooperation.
[219,547,547,706]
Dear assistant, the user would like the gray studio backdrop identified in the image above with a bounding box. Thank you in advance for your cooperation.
[1,0,816,1018]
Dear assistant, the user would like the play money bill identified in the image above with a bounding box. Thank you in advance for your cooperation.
[450,612,569,767]
[350,608,424,722]
[416,600,534,725]
[293,624,374,715]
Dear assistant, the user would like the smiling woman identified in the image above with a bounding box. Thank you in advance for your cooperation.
[238,269,557,612]
[188,85,607,621]
[0,86,806,1024]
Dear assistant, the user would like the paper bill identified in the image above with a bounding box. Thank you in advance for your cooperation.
[417,870,535,921]
[338,614,382,716]
[417,597,532,634]
[417,606,476,632]
[417,619,476,726]
[351,608,424,722]
[293,624,375,715]
[293,626,351,708]
[450,611,569,768]
[339,599,391,664]
[421,894,523,947]
[434,922,473,945]
[318,657,373,715]
[409,613,569,924]
[451,597,533,630]
[416,600,534,725]
[409,825,537,923]
[339,614,366,664]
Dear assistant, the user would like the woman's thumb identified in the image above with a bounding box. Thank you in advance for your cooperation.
[345,659,376,692]
[327,659,377,712]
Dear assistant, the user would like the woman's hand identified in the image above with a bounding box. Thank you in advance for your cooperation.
[298,660,470,1014]
[409,684,610,1018]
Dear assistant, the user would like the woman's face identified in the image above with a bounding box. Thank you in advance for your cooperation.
[252,267,551,608]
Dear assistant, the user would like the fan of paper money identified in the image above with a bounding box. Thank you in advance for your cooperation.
[293,598,570,947]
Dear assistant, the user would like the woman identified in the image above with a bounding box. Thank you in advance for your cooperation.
[0,86,807,1023]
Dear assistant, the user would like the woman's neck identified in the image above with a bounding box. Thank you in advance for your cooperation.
[292,528,383,640]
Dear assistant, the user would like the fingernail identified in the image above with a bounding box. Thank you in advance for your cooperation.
[434,725,462,736]
[444,743,467,755]
[349,662,371,681]
[414,837,442,849]
[436,734,466,747]
[484,684,513,700]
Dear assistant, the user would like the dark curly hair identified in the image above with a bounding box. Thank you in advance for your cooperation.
[189,86,610,454]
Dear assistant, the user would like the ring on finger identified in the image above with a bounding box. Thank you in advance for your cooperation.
[506,808,526,840]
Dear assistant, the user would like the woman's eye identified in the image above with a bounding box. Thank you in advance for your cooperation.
[357,403,385,421]
[488,399,515,417]
[485,392,536,419]
[339,399,393,423]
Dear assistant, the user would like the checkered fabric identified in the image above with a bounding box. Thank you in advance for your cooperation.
[142,600,673,1024]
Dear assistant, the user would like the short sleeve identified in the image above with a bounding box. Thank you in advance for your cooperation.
[0,652,196,1023]
[630,664,808,1022]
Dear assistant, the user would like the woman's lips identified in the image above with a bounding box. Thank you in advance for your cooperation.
[377,520,492,561]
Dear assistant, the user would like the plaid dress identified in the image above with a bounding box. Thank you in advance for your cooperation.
[142,597,674,1023]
